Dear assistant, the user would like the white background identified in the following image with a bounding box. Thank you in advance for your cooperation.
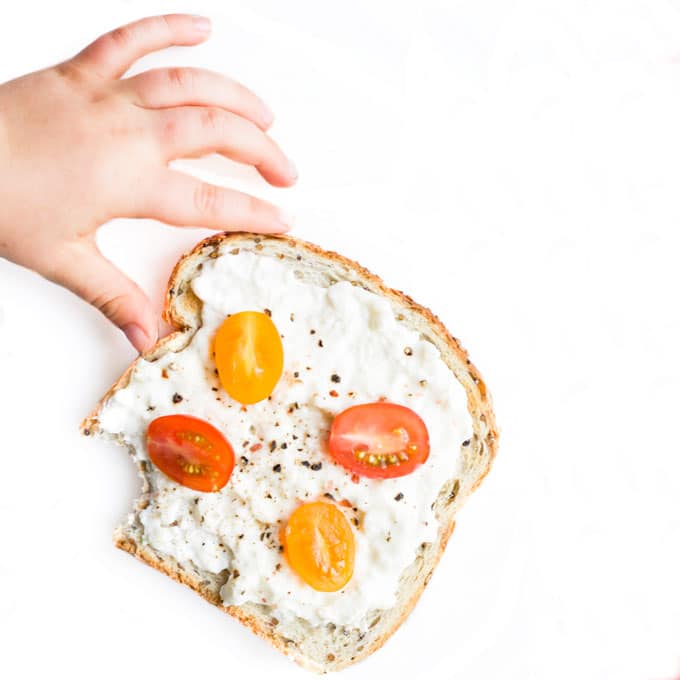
[1,1,679,678]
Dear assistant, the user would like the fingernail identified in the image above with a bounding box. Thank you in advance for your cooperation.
[192,15,212,34]
[278,208,295,230]
[260,103,275,128]
[122,323,153,353]
[286,157,298,181]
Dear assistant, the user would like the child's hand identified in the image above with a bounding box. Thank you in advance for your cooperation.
[0,14,297,352]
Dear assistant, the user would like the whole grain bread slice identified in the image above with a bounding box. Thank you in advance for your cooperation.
[82,233,498,672]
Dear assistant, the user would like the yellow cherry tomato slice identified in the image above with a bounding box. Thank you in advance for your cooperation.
[214,311,284,405]
[283,501,355,592]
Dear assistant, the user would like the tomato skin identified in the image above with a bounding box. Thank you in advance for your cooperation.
[214,311,284,405]
[283,501,355,592]
[147,415,234,492]
[328,403,430,479]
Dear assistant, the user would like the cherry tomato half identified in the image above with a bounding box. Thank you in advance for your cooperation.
[328,402,430,479]
[283,501,355,592]
[147,415,234,492]
[214,311,284,405]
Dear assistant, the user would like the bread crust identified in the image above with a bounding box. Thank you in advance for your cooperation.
[82,233,498,672]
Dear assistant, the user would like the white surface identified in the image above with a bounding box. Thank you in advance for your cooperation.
[0,0,679,678]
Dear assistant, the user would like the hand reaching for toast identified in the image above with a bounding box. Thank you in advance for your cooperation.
[0,14,297,352]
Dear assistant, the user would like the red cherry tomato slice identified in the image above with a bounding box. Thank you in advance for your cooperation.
[328,403,430,479]
[147,415,234,492]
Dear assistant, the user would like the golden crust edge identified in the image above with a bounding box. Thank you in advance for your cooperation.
[114,533,326,673]
[114,518,457,674]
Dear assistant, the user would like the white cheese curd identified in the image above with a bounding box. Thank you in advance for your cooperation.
[97,250,472,629]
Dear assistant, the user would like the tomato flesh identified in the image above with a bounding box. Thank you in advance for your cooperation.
[214,311,284,405]
[283,501,355,592]
[147,415,234,492]
[328,402,430,479]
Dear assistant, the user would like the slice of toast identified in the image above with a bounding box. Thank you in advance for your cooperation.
[82,233,498,672]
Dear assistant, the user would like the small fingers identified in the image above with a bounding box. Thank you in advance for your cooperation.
[123,67,273,131]
[144,170,293,233]
[50,240,157,352]
[72,14,211,79]
[155,107,297,187]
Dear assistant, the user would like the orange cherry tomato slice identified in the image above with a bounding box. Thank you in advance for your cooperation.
[214,311,284,405]
[328,402,430,479]
[283,501,355,592]
[147,415,234,492]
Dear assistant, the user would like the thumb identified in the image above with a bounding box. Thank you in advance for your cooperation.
[50,240,158,352]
